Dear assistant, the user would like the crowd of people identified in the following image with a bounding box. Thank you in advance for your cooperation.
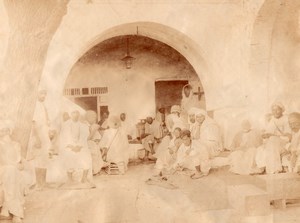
[1,87,300,222]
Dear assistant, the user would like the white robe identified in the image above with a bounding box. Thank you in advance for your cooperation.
[256,115,290,174]
[196,117,223,158]
[282,130,300,173]
[0,139,25,218]
[60,120,92,171]
[27,101,51,168]
[87,125,104,175]
[155,136,179,171]
[99,128,129,172]
[165,114,188,132]
[229,129,263,175]
[174,140,211,174]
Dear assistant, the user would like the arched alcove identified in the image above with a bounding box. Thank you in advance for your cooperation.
[40,22,213,121]
[64,34,206,123]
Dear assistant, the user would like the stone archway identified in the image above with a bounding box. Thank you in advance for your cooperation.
[40,22,213,120]
[249,0,300,113]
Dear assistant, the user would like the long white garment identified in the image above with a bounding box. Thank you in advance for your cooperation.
[87,126,104,175]
[165,114,188,132]
[99,128,129,169]
[229,129,263,175]
[155,136,179,170]
[282,130,300,172]
[181,85,199,118]
[60,120,92,171]
[197,117,223,158]
[0,139,25,218]
[256,115,290,174]
[27,101,52,168]
[174,140,211,174]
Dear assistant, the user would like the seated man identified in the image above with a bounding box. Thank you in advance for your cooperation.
[154,127,182,175]
[85,110,104,175]
[282,112,300,173]
[60,110,94,187]
[173,130,211,179]
[165,105,187,133]
[100,116,129,174]
[194,109,223,158]
[256,102,291,174]
[188,107,204,140]
[0,120,25,223]
[141,115,162,161]
[229,120,263,175]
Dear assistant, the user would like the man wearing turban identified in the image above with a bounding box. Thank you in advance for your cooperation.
[256,102,291,174]
[99,115,129,173]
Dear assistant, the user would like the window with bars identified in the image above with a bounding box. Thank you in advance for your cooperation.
[64,87,108,96]
[91,87,108,95]
[64,88,81,96]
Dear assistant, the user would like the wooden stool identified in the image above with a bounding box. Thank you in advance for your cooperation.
[108,162,125,175]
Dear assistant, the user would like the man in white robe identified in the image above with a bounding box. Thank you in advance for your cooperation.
[154,127,182,175]
[180,84,199,121]
[141,115,163,161]
[120,113,137,140]
[28,89,52,189]
[173,130,211,179]
[282,112,300,173]
[171,109,223,178]
[0,120,25,223]
[100,116,129,174]
[256,102,291,174]
[165,105,188,133]
[85,110,104,175]
[229,120,263,175]
[60,110,94,187]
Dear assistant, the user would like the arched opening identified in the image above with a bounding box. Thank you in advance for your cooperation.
[63,34,206,124]
[40,22,213,122]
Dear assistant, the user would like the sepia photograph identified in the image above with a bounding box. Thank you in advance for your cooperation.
[0,0,300,222]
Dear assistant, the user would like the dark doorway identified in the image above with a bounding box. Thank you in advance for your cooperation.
[74,96,97,112]
[155,80,188,113]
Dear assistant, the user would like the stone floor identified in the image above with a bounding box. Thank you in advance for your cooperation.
[4,163,300,223]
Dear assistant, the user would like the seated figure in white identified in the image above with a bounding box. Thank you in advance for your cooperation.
[100,116,129,174]
[85,110,104,175]
[0,120,26,223]
[60,110,94,187]
[282,112,300,173]
[173,130,211,179]
[255,102,291,174]
[154,127,182,175]
[193,109,223,158]
[229,120,263,175]
[165,105,188,133]
[141,114,163,161]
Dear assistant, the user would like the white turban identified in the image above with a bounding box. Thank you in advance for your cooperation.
[170,105,181,114]
[271,102,285,112]
[195,109,207,117]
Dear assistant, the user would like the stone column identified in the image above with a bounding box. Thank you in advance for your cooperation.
[0,0,69,156]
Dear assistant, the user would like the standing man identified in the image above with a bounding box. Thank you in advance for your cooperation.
[30,89,51,190]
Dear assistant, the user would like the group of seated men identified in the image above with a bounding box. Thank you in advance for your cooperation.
[151,102,300,180]
[1,89,300,222]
